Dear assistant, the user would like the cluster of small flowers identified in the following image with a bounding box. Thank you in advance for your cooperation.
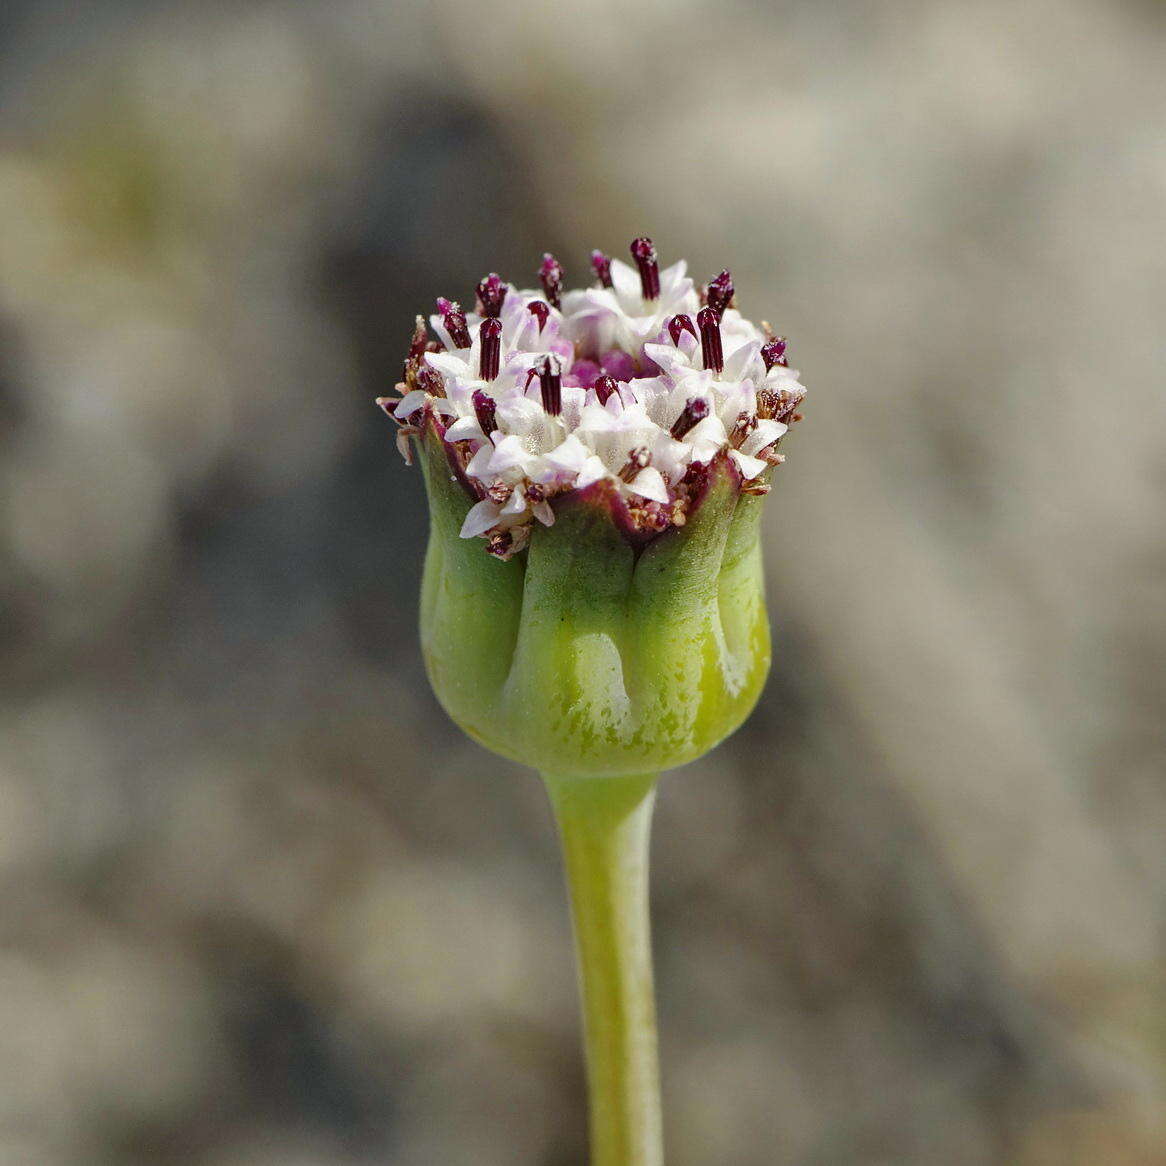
[382,238,806,558]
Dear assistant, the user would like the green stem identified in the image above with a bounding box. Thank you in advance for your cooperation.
[544,772,663,1166]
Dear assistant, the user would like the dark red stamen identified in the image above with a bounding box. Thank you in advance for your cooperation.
[618,447,651,483]
[475,273,507,318]
[527,300,551,334]
[478,317,502,381]
[417,364,445,397]
[539,253,563,309]
[436,297,471,348]
[761,337,788,370]
[593,374,618,405]
[630,236,660,300]
[775,389,805,424]
[670,397,710,439]
[538,355,562,416]
[485,531,514,558]
[706,269,734,320]
[729,410,757,447]
[591,249,613,288]
[472,388,497,436]
[668,313,697,346]
[407,315,429,363]
[697,306,723,373]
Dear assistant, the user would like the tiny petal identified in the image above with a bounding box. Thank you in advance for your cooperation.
[629,465,670,504]
[575,454,607,490]
[542,434,591,476]
[445,415,484,443]
[460,499,504,539]
[394,389,429,422]
[728,448,768,479]
[741,418,788,457]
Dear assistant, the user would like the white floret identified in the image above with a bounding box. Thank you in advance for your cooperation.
[394,260,806,549]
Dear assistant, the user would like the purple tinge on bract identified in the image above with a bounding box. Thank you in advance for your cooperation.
[379,237,807,558]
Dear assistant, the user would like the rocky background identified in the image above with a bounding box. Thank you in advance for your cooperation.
[0,1,1163,1163]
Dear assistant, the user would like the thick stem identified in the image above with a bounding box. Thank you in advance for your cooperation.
[544,772,663,1166]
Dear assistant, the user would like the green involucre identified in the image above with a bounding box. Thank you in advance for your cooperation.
[417,433,771,777]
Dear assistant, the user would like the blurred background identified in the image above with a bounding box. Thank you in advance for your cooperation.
[1,0,1163,1163]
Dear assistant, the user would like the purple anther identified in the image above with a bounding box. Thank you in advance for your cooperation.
[407,315,429,363]
[539,253,563,309]
[761,337,788,370]
[436,297,471,349]
[527,300,551,334]
[538,355,562,416]
[618,447,651,483]
[478,317,502,381]
[697,306,723,374]
[706,269,734,320]
[670,397,711,439]
[630,236,660,300]
[471,388,497,436]
[416,362,443,392]
[668,313,698,346]
[593,374,618,405]
[590,249,613,288]
[475,273,508,318]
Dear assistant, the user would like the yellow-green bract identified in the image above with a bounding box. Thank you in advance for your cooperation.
[416,420,771,778]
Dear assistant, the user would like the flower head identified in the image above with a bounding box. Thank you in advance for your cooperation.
[381,238,808,776]
[382,239,806,561]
